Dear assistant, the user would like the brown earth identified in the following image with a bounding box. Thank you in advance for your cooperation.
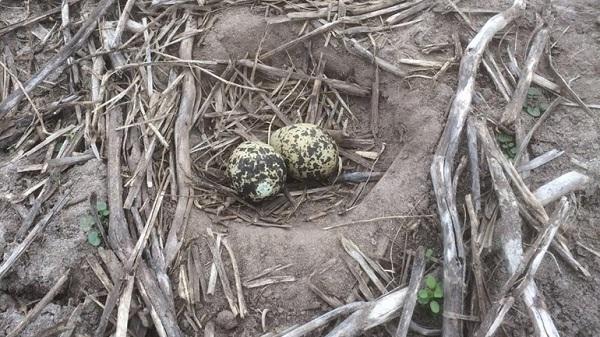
[0,0,599,337]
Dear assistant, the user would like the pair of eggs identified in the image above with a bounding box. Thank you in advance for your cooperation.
[227,124,338,201]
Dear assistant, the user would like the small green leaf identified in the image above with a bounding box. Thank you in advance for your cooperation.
[430,300,441,314]
[425,248,433,259]
[418,297,429,305]
[418,289,430,300]
[527,87,541,97]
[79,215,94,231]
[528,106,541,117]
[101,209,110,217]
[96,201,108,212]
[87,230,101,247]
[496,132,513,144]
[425,275,437,289]
[434,285,443,298]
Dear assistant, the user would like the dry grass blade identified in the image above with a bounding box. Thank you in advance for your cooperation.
[207,233,239,316]
[244,276,296,288]
[223,238,248,318]
[341,237,388,294]
[261,20,342,60]
[394,246,426,337]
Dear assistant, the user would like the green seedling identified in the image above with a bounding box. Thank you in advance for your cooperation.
[79,200,109,247]
[418,275,443,315]
[425,248,434,262]
[522,87,549,117]
[96,201,109,220]
[496,131,517,159]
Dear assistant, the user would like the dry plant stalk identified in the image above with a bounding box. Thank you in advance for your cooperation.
[473,198,569,337]
[500,26,550,125]
[487,157,559,337]
[394,247,426,337]
[165,16,197,267]
[429,1,525,336]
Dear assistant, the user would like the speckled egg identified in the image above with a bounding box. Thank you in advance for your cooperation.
[270,123,339,180]
[226,141,287,201]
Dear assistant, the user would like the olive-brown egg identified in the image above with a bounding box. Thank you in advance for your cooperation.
[226,141,287,201]
[270,123,339,180]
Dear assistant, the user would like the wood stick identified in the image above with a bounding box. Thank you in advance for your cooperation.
[500,26,549,125]
[505,46,561,93]
[0,0,116,115]
[473,198,568,337]
[325,287,408,336]
[371,65,380,137]
[6,271,70,337]
[115,274,136,337]
[465,194,487,314]
[345,38,406,77]
[281,302,366,337]
[487,157,560,337]
[165,16,197,266]
[394,247,425,337]
[261,21,342,60]
[104,106,183,337]
[385,0,433,24]
[429,1,525,336]
[534,171,592,205]
[235,59,369,96]
[517,149,564,173]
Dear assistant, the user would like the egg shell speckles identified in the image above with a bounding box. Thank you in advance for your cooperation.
[226,141,287,202]
[270,123,339,180]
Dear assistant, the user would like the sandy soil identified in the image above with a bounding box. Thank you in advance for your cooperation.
[0,0,599,336]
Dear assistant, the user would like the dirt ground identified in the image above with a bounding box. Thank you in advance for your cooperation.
[0,0,599,336]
